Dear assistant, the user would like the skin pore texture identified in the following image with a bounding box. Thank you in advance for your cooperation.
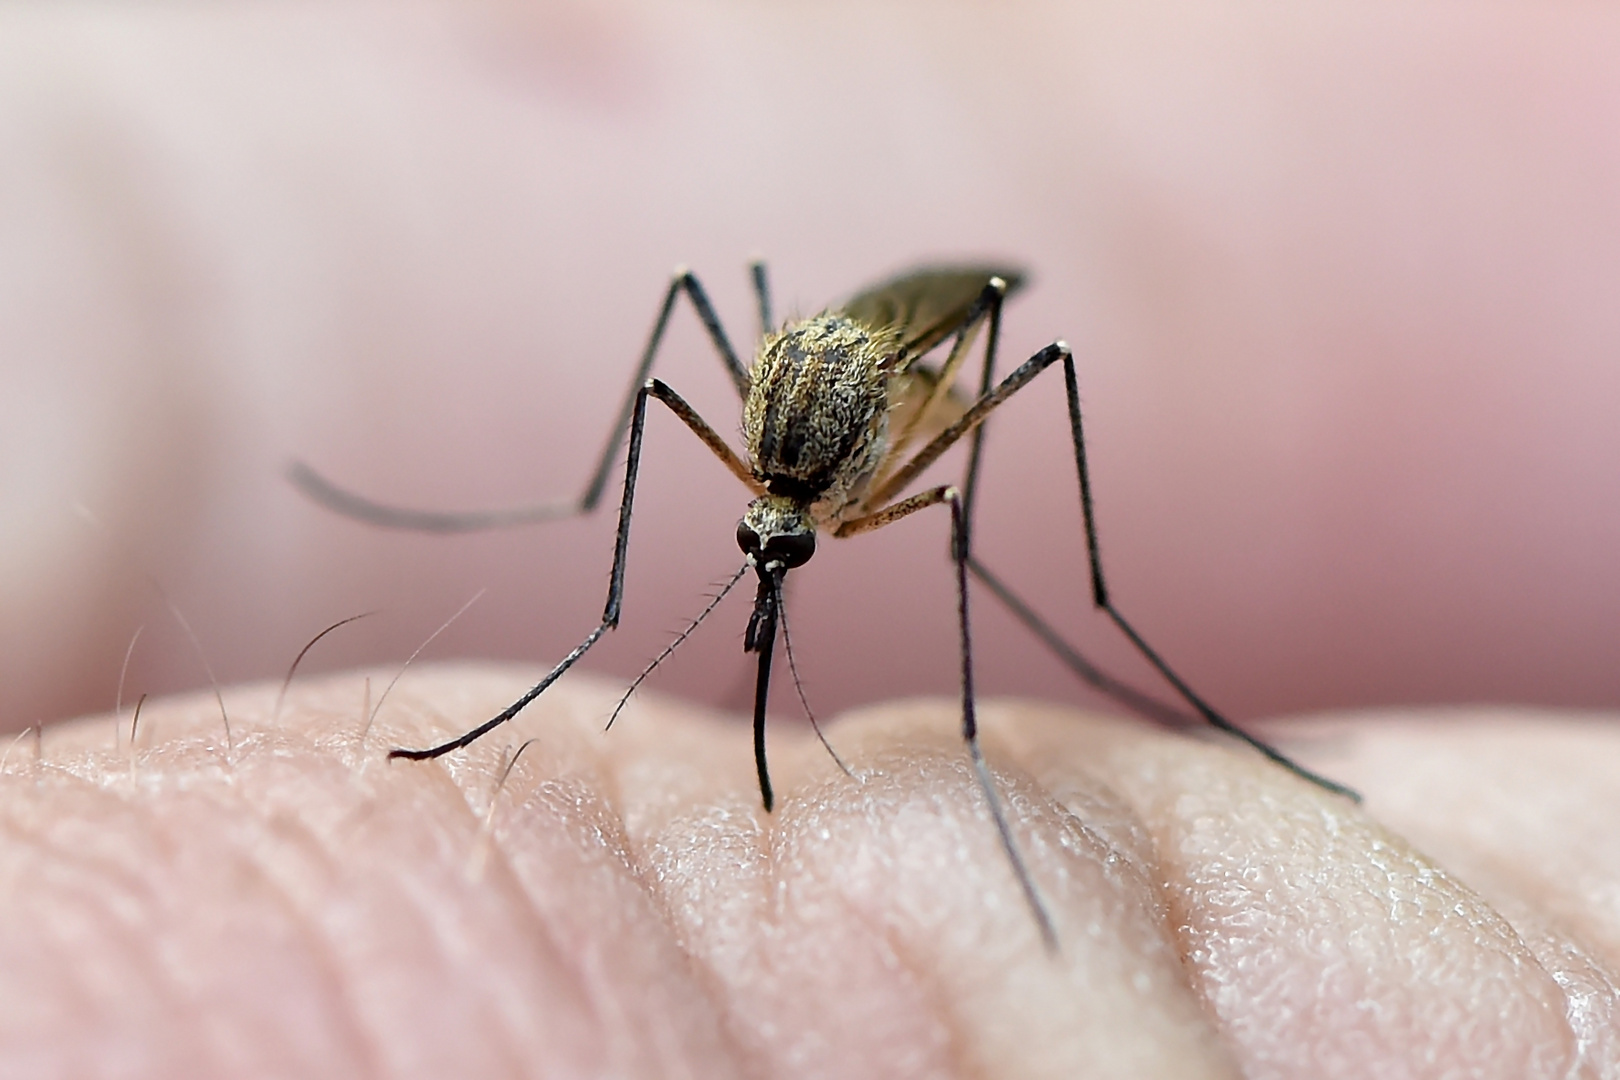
[3,674,1618,1078]
[3,0,1620,1076]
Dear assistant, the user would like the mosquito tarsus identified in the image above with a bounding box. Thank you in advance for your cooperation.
[292,260,1359,951]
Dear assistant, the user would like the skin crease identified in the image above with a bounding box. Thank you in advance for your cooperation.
[1,0,1619,1077]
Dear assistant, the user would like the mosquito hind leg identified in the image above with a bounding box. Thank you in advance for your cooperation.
[290,266,754,532]
[888,285,1192,729]
[962,556,1190,727]
[864,333,1359,801]
[1057,352,1362,801]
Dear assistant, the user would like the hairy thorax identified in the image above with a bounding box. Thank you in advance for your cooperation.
[743,314,899,521]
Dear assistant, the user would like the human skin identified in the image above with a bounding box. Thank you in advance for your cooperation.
[3,0,1620,1076]
[2,673,1617,1078]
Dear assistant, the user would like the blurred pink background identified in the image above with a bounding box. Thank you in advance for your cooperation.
[2,0,1617,733]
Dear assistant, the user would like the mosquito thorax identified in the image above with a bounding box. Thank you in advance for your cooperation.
[737,495,817,570]
[743,314,899,514]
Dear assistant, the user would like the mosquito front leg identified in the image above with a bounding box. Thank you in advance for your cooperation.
[390,378,755,760]
[289,267,753,533]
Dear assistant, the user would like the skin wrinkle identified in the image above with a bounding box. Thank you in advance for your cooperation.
[358,784,585,1078]
[15,772,201,992]
[1548,944,1620,1074]
[1025,774,1237,1077]
[170,782,375,1076]
[754,731,1239,1079]
[1334,715,1620,963]
[1500,911,1620,1075]
[872,928,961,1080]
[498,775,733,1080]
[775,778,960,1078]
[634,805,776,1077]
[248,701,620,1075]
[240,768,435,1078]
[776,780,961,1073]
[2,670,1618,1077]
[513,716,760,1080]
[992,706,1608,1078]
[761,786,945,1076]
[289,767,469,1080]
[162,736,409,1076]
[0,781,195,1071]
[1339,808,1620,1073]
[1040,787,1198,1007]
[21,767,343,1076]
[484,781,620,1069]
[424,777,631,1080]
[1152,772,1571,1077]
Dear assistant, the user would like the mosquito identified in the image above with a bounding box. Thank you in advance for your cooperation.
[291,261,1358,948]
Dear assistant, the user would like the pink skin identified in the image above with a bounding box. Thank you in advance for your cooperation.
[0,1,1617,1075]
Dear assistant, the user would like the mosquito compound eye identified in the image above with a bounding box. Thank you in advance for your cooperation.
[763,530,816,569]
[736,521,762,556]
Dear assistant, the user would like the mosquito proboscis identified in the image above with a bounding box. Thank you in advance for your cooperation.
[292,261,1359,950]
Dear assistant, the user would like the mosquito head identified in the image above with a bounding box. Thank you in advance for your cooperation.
[737,495,817,572]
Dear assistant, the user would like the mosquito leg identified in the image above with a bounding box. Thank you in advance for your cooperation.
[949,303,1192,728]
[956,278,1005,542]
[864,340,1359,800]
[1057,354,1362,801]
[863,341,1072,511]
[290,267,753,532]
[750,258,773,338]
[838,485,1059,951]
[390,378,751,760]
[964,556,1191,728]
[950,492,1061,953]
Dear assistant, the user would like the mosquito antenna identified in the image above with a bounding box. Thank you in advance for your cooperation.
[362,589,485,741]
[771,572,853,780]
[114,625,144,755]
[275,612,374,722]
[468,737,543,879]
[74,503,233,761]
[606,562,749,731]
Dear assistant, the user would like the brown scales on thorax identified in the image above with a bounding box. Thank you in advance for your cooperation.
[743,314,901,515]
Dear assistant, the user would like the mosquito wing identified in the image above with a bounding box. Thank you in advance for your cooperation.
[837,265,1026,367]
[884,364,971,449]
